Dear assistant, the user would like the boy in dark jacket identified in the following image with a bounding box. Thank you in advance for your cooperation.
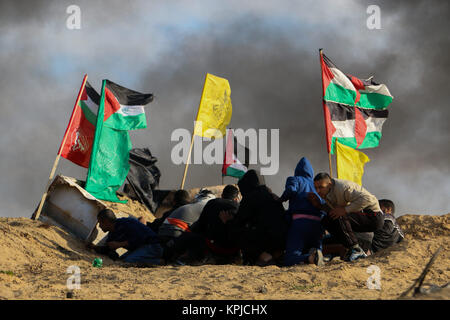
[371,199,404,253]
[279,157,326,266]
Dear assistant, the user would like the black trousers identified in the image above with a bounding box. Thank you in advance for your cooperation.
[322,210,384,248]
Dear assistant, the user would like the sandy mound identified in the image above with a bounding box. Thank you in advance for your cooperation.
[0,214,448,300]
[397,214,450,239]
[104,194,156,222]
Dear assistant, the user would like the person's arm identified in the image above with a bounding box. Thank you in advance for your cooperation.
[86,242,110,254]
[307,192,332,212]
[279,177,297,202]
[86,242,119,260]
[106,240,129,250]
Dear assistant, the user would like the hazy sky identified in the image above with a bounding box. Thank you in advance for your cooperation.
[0,0,448,218]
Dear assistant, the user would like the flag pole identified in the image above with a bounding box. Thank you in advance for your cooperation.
[180,133,195,189]
[319,49,333,178]
[33,74,88,220]
[180,74,208,189]
[328,152,333,178]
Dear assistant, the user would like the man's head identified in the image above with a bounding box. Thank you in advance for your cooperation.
[313,172,332,198]
[221,185,241,203]
[97,209,116,232]
[173,189,191,208]
[193,188,215,203]
[379,199,395,216]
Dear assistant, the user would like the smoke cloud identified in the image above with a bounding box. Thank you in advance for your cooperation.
[0,0,448,217]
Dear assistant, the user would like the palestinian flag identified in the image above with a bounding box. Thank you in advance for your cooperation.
[59,78,153,168]
[103,79,153,130]
[59,77,100,168]
[85,80,153,203]
[222,129,249,179]
[320,50,393,154]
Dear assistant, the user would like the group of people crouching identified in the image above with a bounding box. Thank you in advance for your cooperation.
[87,157,404,267]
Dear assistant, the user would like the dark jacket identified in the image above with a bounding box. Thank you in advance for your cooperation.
[371,213,404,252]
[231,170,288,258]
[279,157,325,217]
[107,217,160,252]
[190,198,239,248]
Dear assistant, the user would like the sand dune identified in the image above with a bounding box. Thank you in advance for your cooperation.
[0,213,448,300]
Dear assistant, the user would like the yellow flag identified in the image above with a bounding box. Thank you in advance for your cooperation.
[194,73,232,138]
[336,141,370,186]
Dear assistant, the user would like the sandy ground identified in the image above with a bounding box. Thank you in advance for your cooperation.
[0,213,448,300]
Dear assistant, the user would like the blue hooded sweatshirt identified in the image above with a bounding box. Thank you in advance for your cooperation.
[280,157,325,217]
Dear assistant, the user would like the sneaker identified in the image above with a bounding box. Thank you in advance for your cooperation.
[347,245,368,262]
[314,248,325,266]
[308,248,325,266]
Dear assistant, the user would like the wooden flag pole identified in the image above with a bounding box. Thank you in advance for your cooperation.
[180,133,195,189]
[180,74,208,190]
[33,74,88,220]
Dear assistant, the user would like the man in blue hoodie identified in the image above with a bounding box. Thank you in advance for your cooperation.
[279,157,326,266]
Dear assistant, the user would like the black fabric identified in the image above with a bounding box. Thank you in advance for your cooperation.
[85,81,101,104]
[326,101,389,121]
[354,232,374,252]
[124,148,162,213]
[169,232,208,262]
[105,79,154,105]
[231,170,288,263]
[237,169,261,197]
[190,198,239,248]
[165,199,240,264]
[322,209,384,248]
[147,209,175,233]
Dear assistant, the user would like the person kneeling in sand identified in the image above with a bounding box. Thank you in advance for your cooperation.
[86,209,164,266]
[309,173,384,262]
[279,157,326,267]
[229,170,288,266]
[168,185,242,265]
[370,199,405,253]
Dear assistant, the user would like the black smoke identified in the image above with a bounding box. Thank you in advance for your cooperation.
[0,0,448,217]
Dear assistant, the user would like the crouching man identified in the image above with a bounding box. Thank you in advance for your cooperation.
[87,209,164,266]
[309,173,384,262]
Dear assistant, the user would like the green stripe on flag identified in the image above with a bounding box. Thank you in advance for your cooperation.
[225,166,246,179]
[356,92,392,110]
[324,82,356,107]
[325,83,392,110]
[330,131,383,154]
